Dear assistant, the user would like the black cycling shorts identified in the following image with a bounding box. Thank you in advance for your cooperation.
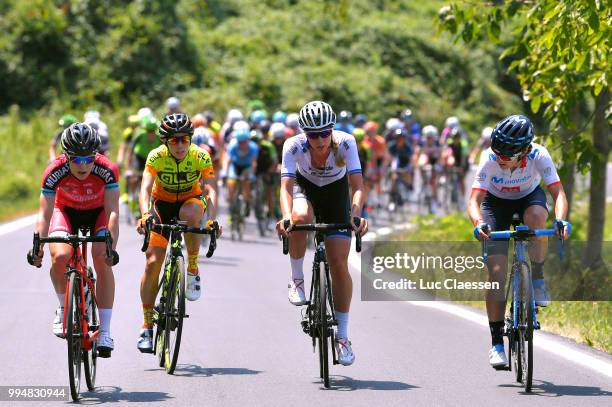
[481,186,548,256]
[294,172,351,239]
[150,196,205,241]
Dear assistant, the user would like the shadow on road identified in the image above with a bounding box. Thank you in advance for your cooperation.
[499,380,612,397]
[321,375,419,391]
[170,364,263,377]
[79,386,172,404]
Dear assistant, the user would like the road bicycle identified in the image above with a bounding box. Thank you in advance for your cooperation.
[141,218,218,374]
[28,230,117,401]
[281,218,362,388]
[482,215,565,392]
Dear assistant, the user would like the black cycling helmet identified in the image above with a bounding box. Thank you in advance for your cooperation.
[354,113,368,128]
[159,113,194,141]
[298,101,336,131]
[491,114,534,156]
[61,122,100,156]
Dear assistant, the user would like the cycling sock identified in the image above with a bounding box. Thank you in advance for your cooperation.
[188,254,199,275]
[336,311,349,339]
[57,293,65,306]
[531,261,544,280]
[142,304,154,329]
[99,308,112,334]
[489,320,504,346]
[290,257,304,281]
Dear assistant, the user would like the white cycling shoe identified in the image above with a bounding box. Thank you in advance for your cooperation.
[53,307,64,338]
[489,344,508,368]
[186,273,201,301]
[288,279,307,306]
[335,337,355,366]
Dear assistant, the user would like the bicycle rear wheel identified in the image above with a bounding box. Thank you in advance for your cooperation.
[66,272,82,401]
[317,263,330,388]
[83,269,98,391]
[164,256,186,374]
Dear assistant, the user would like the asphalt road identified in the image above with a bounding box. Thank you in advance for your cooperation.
[0,202,610,406]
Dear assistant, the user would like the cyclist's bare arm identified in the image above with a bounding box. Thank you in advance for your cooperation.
[348,173,367,235]
[35,194,54,238]
[139,170,155,218]
[276,176,294,236]
[105,188,120,250]
[204,179,217,219]
[467,188,487,226]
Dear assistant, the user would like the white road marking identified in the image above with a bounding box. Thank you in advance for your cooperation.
[0,214,37,237]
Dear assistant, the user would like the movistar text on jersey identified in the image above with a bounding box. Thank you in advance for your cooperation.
[371,253,486,274]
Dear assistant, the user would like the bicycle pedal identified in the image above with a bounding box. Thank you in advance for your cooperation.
[493,365,510,371]
[184,314,189,318]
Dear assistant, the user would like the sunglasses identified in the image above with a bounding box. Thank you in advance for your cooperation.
[167,135,191,145]
[69,155,95,165]
[495,152,522,161]
[305,129,332,139]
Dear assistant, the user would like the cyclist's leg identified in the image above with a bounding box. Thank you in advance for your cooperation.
[520,187,550,305]
[227,163,238,207]
[180,197,206,269]
[287,180,313,305]
[48,207,75,299]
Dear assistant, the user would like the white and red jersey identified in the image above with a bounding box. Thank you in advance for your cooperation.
[472,143,560,200]
[41,154,119,209]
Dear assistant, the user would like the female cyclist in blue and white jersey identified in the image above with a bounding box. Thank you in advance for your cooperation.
[276,101,368,366]
[467,114,570,369]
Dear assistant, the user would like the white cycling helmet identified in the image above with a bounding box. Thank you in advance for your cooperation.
[298,101,336,131]
[226,109,244,124]
[445,116,460,129]
[270,122,286,139]
[84,110,101,123]
[137,107,153,119]
[286,113,300,129]
[166,96,180,110]
[385,117,402,130]
[481,126,494,139]
[233,120,250,132]
[422,125,439,138]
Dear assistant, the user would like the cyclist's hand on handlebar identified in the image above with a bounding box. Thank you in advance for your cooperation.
[554,219,571,240]
[276,218,292,238]
[351,216,368,236]
[137,213,152,235]
[105,250,119,267]
[27,248,43,267]
[206,219,222,238]
[473,221,490,241]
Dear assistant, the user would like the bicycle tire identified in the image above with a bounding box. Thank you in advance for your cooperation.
[510,264,523,383]
[83,269,98,391]
[317,263,330,388]
[66,272,82,401]
[520,263,534,392]
[164,256,186,374]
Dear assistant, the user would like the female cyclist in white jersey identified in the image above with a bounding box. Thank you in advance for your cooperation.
[276,101,368,366]
[467,114,570,369]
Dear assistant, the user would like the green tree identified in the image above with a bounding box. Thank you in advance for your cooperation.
[438,0,611,267]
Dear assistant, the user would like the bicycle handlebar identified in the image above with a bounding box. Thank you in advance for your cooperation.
[281,218,362,255]
[28,231,118,268]
[481,227,564,262]
[141,219,219,258]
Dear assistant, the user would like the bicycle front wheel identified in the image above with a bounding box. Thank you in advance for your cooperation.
[317,263,330,388]
[66,272,82,401]
[83,269,98,391]
[164,256,186,374]
[519,263,534,392]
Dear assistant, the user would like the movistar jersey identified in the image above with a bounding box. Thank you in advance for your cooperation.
[472,143,560,199]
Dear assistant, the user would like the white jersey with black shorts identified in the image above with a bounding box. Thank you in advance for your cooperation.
[281,131,362,238]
